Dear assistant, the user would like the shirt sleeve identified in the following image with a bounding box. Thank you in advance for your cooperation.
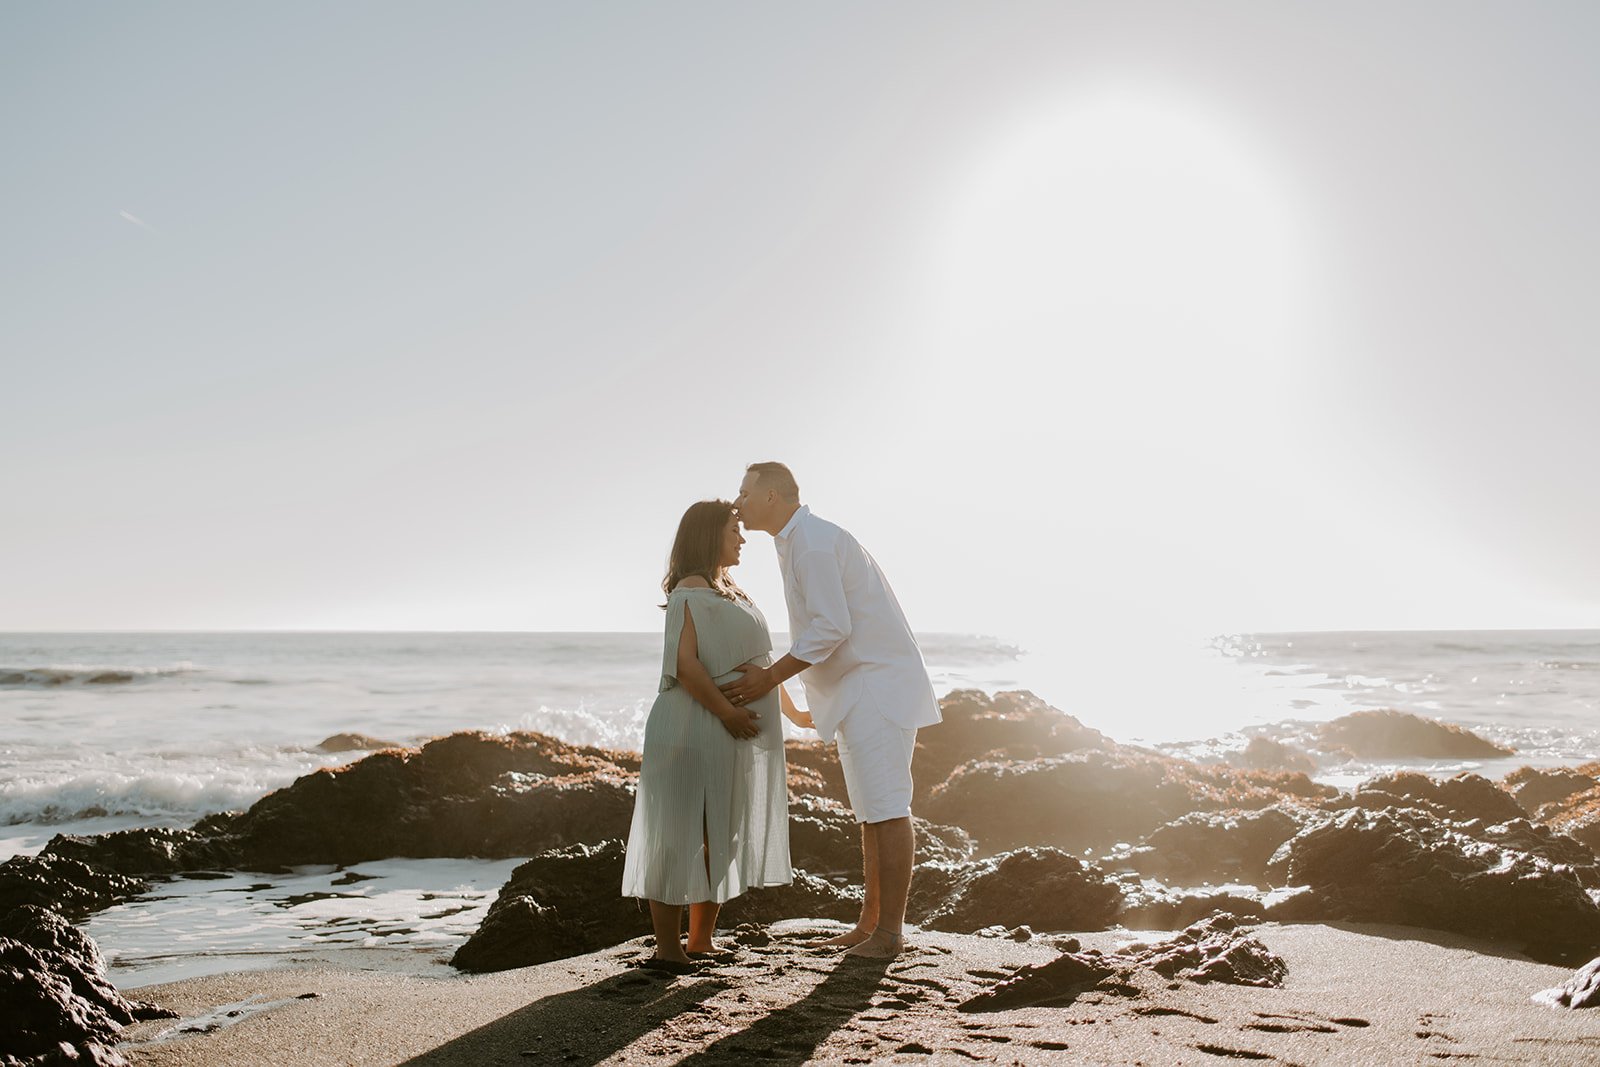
[787,548,852,665]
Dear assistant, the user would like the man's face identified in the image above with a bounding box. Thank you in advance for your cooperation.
[734,471,770,531]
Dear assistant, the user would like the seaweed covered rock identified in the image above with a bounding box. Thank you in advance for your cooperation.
[1504,766,1598,816]
[1264,806,1600,963]
[923,749,1331,854]
[910,847,1121,934]
[228,730,640,867]
[1536,785,1600,856]
[1339,772,1525,825]
[1317,710,1512,759]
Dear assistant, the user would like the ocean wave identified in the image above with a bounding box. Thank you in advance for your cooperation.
[0,663,199,688]
[0,764,311,826]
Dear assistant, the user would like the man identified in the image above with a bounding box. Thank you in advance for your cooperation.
[722,461,941,959]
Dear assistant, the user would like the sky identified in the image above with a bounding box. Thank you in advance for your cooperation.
[3,2,1598,655]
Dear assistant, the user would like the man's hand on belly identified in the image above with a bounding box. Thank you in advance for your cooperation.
[718,662,776,706]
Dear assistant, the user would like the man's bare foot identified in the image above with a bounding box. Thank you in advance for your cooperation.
[817,926,873,948]
[844,929,903,959]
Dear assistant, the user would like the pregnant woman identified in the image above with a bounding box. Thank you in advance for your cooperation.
[621,499,809,973]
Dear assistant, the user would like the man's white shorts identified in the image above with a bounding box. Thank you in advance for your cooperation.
[835,706,917,824]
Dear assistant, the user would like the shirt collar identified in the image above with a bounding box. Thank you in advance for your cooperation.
[775,504,809,542]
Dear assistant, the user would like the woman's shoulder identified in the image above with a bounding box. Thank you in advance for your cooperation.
[670,575,713,593]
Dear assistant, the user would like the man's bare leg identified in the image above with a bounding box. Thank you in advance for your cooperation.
[818,823,879,947]
[845,816,913,958]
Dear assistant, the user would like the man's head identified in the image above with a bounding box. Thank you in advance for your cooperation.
[736,462,801,534]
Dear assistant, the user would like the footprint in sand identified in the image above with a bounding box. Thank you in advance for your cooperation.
[1135,1006,1220,1024]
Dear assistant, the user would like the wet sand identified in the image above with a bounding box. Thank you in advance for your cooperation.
[120,919,1600,1065]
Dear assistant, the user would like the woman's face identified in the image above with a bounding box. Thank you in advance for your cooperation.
[718,513,746,569]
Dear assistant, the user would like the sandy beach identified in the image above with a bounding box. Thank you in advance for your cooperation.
[119,918,1600,1066]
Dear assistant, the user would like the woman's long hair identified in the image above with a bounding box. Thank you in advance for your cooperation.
[661,499,749,607]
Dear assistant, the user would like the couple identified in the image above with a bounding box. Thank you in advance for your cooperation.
[619,462,942,973]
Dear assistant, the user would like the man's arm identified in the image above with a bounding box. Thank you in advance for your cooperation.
[720,548,850,704]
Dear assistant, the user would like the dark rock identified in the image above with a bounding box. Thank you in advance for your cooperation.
[915,690,1109,801]
[1117,807,1304,884]
[959,950,1117,1012]
[1129,913,1286,986]
[1350,772,1525,825]
[1533,955,1600,1009]
[1117,881,1268,929]
[720,873,861,927]
[41,828,240,877]
[1504,766,1597,816]
[910,847,1122,934]
[786,689,1108,809]
[316,733,402,753]
[923,749,1332,854]
[0,906,174,1065]
[0,857,145,921]
[1536,785,1600,856]
[1317,709,1513,759]
[229,731,640,868]
[1263,806,1600,964]
[786,793,974,876]
[959,913,1283,1012]
[450,840,858,973]
[450,840,646,973]
[1229,737,1316,775]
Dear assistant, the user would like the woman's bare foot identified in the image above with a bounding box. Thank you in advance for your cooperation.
[844,929,903,959]
[817,926,873,948]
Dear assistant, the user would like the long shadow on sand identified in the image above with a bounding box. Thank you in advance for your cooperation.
[675,955,892,1066]
[397,967,728,1066]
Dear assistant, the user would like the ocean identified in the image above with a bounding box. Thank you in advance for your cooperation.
[3,629,1597,987]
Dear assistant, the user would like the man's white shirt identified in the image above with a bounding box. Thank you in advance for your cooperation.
[776,505,941,741]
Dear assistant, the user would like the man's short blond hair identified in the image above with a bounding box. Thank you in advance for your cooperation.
[746,461,800,502]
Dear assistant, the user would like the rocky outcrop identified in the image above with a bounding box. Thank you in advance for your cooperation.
[1335,772,1527,825]
[910,847,1122,934]
[227,731,640,868]
[1264,805,1600,964]
[0,856,146,921]
[1116,880,1267,929]
[1504,766,1597,816]
[785,793,975,876]
[1228,737,1316,775]
[785,689,1109,809]
[922,749,1332,855]
[1535,786,1600,856]
[0,905,175,1066]
[40,827,241,878]
[450,839,860,973]
[1114,807,1305,885]
[316,732,402,753]
[1317,710,1512,759]
[1533,955,1600,1009]
[959,913,1285,1012]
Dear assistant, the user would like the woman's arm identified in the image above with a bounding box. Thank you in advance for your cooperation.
[675,599,760,740]
[778,683,814,729]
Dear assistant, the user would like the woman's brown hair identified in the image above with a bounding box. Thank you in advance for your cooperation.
[661,500,749,607]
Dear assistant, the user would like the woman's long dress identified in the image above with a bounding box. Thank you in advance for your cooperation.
[621,586,793,904]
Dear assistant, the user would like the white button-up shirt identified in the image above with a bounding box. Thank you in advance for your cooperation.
[776,505,941,741]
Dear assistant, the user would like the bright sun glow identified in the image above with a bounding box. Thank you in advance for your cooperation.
[909,86,1323,734]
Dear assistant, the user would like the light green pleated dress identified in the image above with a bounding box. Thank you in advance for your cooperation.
[621,586,793,904]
